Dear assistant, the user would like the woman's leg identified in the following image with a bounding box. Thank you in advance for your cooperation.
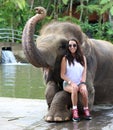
[64,85,78,107]
[79,84,88,107]
[64,84,80,121]
[79,84,92,120]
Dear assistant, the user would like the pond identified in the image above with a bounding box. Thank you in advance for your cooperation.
[0,64,45,99]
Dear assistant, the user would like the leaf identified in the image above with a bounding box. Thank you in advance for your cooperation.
[10,0,26,10]
[110,6,113,15]
[100,3,111,14]
[62,0,69,5]
[16,0,26,10]
[100,0,110,4]
[0,18,5,22]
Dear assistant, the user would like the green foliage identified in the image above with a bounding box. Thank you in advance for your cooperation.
[15,0,26,10]
[77,4,100,14]
[62,0,69,5]
[100,0,110,4]
[0,0,31,30]
[100,0,113,15]
[0,0,113,43]
[58,16,80,24]
[80,22,113,42]
[110,6,113,15]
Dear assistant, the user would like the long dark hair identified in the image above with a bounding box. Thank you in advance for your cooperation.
[66,38,85,66]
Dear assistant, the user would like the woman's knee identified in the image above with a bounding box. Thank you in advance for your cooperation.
[79,85,88,95]
[72,85,78,93]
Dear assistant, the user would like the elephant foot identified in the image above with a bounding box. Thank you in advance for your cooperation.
[44,109,71,122]
[44,91,72,122]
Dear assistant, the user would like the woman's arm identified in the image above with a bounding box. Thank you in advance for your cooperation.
[81,56,87,82]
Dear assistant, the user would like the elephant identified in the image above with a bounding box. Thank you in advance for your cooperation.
[22,7,113,122]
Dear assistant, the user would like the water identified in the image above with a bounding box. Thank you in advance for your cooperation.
[0,64,45,99]
[1,50,17,63]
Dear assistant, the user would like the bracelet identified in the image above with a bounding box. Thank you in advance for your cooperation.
[68,81,71,85]
[79,82,87,85]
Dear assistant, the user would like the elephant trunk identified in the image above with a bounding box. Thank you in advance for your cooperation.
[22,7,48,67]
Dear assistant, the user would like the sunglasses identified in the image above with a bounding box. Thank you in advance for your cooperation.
[69,44,77,48]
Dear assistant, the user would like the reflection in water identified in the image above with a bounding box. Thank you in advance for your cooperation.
[33,105,113,130]
[42,121,91,130]
[1,65,16,97]
[0,64,45,99]
[2,65,16,87]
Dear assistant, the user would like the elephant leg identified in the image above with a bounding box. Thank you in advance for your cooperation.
[45,81,59,108]
[43,67,60,108]
[45,91,72,122]
[87,81,95,110]
[86,71,95,110]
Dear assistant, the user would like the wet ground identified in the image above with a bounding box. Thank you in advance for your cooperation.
[0,97,113,130]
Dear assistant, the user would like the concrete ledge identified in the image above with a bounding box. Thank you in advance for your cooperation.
[0,97,113,130]
[0,97,47,130]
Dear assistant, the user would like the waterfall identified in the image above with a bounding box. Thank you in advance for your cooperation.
[1,50,17,64]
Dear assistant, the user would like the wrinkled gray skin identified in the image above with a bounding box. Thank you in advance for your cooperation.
[22,7,113,122]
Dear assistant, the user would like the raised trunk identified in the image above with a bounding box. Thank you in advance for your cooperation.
[22,7,49,67]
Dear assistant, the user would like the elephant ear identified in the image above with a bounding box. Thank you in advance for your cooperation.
[58,39,68,56]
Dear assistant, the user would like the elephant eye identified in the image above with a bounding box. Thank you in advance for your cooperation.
[59,40,68,50]
[59,44,67,49]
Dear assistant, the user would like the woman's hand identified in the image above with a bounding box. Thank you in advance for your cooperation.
[70,82,77,87]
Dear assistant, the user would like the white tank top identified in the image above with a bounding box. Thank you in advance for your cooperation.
[66,59,84,85]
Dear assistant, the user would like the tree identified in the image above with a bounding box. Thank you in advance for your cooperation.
[0,0,113,42]
[0,0,29,30]
[100,0,113,24]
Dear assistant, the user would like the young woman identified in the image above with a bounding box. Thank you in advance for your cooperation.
[60,39,92,122]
